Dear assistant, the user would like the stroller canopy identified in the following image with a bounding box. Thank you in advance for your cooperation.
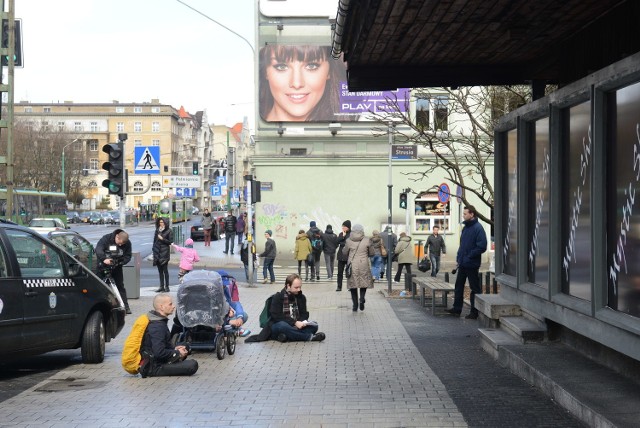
[176,270,229,328]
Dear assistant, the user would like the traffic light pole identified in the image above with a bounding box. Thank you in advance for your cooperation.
[387,122,394,294]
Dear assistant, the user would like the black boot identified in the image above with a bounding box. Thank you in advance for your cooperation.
[359,289,367,311]
[351,290,358,312]
[155,286,164,292]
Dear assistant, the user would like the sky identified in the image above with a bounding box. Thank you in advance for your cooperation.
[14,0,257,131]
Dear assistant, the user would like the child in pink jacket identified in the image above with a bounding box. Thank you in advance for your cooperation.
[172,239,200,283]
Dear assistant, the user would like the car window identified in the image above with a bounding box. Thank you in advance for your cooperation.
[7,230,64,278]
[50,234,96,271]
[0,243,7,278]
[29,219,56,228]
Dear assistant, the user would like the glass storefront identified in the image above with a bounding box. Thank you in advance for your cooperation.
[528,118,550,288]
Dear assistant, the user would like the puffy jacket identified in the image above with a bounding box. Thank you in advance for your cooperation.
[259,237,277,259]
[141,311,181,364]
[337,231,351,261]
[173,245,200,271]
[394,235,414,264]
[322,228,340,256]
[223,215,237,233]
[456,217,487,269]
[152,218,173,264]
[95,228,132,271]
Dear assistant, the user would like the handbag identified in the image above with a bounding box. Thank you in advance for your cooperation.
[380,244,387,257]
[418,257,431,272]
[345,262,353,278]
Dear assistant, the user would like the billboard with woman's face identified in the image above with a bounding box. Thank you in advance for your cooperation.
[259,44,409,122]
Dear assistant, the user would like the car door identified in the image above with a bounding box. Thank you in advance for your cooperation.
[0,238,24,352]
[49,232,97,272]
[7,228,77,347]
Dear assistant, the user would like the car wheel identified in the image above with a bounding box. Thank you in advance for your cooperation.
[81,311,106,364]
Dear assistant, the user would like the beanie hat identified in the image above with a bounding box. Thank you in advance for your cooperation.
[184,238,194,247]
[352,224,364,233]
[342,220,351,229]
[310,221,316,227]
[326,224,333,232]
[265,229,272,236]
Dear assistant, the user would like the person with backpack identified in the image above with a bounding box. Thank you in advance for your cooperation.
[270,274,325,342]
[306,221,323,281]
[138,293,199,378]
[294,229,313,281]
[322,225,340,280]
[379,226,397,280]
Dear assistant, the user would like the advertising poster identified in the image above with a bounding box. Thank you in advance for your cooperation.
[259,44,409,122]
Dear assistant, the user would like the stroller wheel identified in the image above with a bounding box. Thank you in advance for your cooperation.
[227,333,236,355]
[215,332,226,360]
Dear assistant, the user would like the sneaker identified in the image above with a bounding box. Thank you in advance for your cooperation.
[231,252,234,255]
[262,279,268,284]
[316,276,320,280]
[223,251,228,254]
[270,281,275,284]
[311,332,326,342]
[276,333,288,343]
[446,308,461,317]
[239,329,251,337]
[465,312,479,319]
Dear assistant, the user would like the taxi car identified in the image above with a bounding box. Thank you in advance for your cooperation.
[0,222,125,363]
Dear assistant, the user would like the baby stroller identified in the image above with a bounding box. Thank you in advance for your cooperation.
[172,270,237,360]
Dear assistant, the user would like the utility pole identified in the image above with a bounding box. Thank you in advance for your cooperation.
[1,1,16,221]
[387,122,394,294]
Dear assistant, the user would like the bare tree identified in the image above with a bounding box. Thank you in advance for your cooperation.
[369,86,535,225]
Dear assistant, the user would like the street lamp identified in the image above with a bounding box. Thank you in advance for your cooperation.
[61,139,79,195]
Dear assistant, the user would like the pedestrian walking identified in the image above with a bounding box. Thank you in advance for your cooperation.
[152,217,173,292]
[306,221,323,281]
[240,235,257,282]
[393,232,413,284]
[343,224,373,311]
[379,226,397,279]
[294,229,313,281]
[425,225,446,277]
[322,224,339,279]
[222,211,237,255]
[447,205,487,319]
[236,213,246,245]
[259,229,277,284]
[335,220,351,291]
[369,230,386,280]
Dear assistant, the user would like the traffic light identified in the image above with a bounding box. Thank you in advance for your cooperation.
[251,180,261,203]
[399,192,408,209]
[1,19,23,67]
[192,161,199,175]
[101,142,124,198]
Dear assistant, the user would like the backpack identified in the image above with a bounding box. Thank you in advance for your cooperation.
[121,314,150,374]
[311,233,323,252]
[219,271,240,302]
[259,294,276,328]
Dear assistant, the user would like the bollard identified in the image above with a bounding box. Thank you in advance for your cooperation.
[404,271,413,291]
[410,273,417,298]
[492,277,498,294]
[485,272,492,294]
[444,272,450,283]
[479,272,484,293]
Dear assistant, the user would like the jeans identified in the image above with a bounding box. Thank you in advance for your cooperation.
[236,231,243,245]
[312,252,321,278]
[225,232,235,253]
[452,266,481,314]
[429,254,441,277]
[243,262,257,282]
[370,255,383,279]
[203,228,212,246]
[336,260,347,289]
[324,253,336,278]
[262,258,275,282]
[150,359,199,377]
[270,320,318,342]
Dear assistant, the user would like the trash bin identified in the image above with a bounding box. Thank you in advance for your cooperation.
[123,252,141,299]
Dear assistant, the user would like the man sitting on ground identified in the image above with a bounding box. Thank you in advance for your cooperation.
[270,273,326,342]
[140,293,199,378]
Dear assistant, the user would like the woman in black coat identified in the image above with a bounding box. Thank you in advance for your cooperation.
[153,217,173,292]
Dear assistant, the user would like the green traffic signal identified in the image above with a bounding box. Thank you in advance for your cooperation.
[192,161,199,175]
[399,193,408,209]
[101,142,124,198]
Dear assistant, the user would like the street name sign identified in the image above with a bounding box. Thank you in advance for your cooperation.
[392,145,417,160]
[162,175,201,188]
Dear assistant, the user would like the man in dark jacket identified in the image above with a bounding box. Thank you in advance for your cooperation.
[321,225,340,280]
[306,221,323,281]
[140,293,198,377]
[96,229,132,314]
[448,205,487,319]
[379,226,397,280]
[259,229,277,284]
[425,225,446,277]
[270,274,325,342]
[335,220,351,291]
[223,211,237,255]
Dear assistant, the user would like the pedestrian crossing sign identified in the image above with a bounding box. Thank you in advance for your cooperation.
[134,146,160,174]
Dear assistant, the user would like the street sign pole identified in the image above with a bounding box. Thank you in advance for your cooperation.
[387,122,394,294]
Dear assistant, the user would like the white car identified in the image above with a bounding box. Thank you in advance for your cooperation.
[28,218,69,234]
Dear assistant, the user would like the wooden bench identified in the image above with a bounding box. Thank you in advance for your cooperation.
[413,277,456,314]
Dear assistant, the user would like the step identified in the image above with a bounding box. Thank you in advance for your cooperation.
[478,328,520,359]
[475,294,521,319]
[501,316,547,343]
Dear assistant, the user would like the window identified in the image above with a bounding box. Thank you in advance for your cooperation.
[116,106,124,113]
[152,139,160,146]
[89,158,98,170]
[42,121,50,131]
[134,106,142,113]
[503,129,518,276]
[415,95,448,131]
[74,141,83,151]
[151,181,162,191]
[8,230,63,278]
[57,121,65,132]
[74,122,83,132]
[116,122,124,132]
[24,107,32,113]
[90,122,99,132]
[414,193,450,233]
[133,181,144,192]
[43,107,51,113]
[152,122,160,132]
[89,140,99,151]
[26,121,34,130]
[134,122,142,132]
[134,139,142,147]
[152,107,160,113]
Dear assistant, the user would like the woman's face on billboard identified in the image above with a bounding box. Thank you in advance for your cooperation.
[265,56,330,121]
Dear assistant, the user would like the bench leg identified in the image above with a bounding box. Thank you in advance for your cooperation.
[432,290,437,314]
[420,287,425,307]
[443,291,448,308]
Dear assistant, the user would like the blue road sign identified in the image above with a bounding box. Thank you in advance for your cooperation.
[217,176,227,186]
[438,183,450,203]
[134,146,160,174]
[210,185,221,196]
[175,188,196,197]
[456,185,463,203]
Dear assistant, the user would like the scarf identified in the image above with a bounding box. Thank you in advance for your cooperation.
[282,292,299,321]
